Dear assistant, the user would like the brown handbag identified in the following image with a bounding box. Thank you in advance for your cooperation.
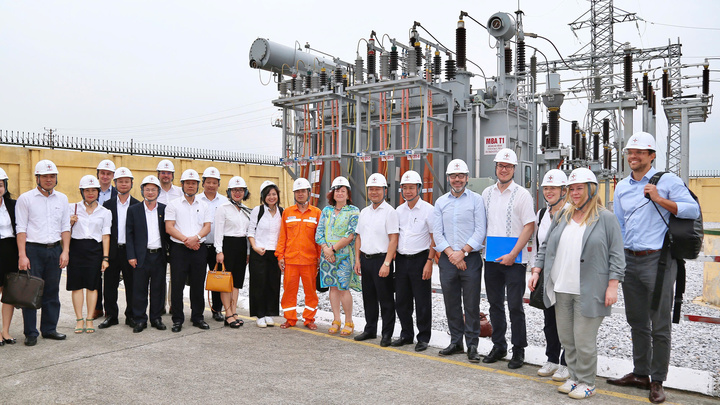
[479,312,493,337]
[205,263,233,293]
[2,271,45,309]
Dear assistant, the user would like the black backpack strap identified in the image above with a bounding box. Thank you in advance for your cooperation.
[536,208,547,245]
[651,232,671,312]
[256,204,265,225]
[673,258,686,324]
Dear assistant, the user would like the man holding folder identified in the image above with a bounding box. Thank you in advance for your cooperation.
[481,148,535,369]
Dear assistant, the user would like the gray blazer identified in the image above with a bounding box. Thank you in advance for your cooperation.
[534,208,625,318]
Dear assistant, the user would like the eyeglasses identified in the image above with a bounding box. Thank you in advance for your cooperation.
[448,174,467,180]
[496,164,514,171]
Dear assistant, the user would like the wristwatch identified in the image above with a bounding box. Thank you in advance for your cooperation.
[464,251,469,257]
[383,261,390,267]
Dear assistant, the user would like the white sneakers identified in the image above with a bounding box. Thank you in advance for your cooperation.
[256,317,267,328]
[558,379,577,394]
[568,384,596,399]
[552,365,570,381]
[538,362,560,377]
[265,316,275,326]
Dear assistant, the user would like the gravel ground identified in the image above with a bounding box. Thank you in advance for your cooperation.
[237,222,720,396]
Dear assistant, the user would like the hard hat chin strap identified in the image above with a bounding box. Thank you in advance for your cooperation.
[575,184,598,211]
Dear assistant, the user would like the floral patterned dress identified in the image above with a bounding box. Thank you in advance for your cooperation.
[315,204,361,291]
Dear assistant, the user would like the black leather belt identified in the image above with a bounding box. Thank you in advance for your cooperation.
[625,248,661,256]
[147,248,162,253]
[397,250,430,259]
[118,244,126,248]
[28,241,60,248]
[363,252,386,260]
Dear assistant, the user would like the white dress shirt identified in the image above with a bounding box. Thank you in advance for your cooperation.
[69,202,111,242]
[248,205,281,250]
[144,202,162,249]
[482,181,535,263]
[116,196,131,244]
[15,188,71,243]
[356,200,399,255]
[158,184,183,205]
[198,192,227,245]
[214,202,250,253]
[165,196,212,244]
[0,201,13,239]
[396,199,434,255]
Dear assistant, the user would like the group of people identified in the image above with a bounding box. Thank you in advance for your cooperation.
[0,130,699,404]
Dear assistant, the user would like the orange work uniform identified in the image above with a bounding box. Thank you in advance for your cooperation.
[275,204,322,325]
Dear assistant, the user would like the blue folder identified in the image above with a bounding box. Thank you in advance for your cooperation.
[485,236,522,263]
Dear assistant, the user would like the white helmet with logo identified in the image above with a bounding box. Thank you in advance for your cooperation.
[260,180,276,194]
[541,169,568,187]
[35,160,59,175]
[156,159,175,172]
[366,173,388,188]
[141,175,161,188]
[446,159,469,174]
[0,167,8,180]
[293,178,312,191]
[623,131,657,151]
[180,169,200,182]
[567,168,598,185]
[97,159,116,172]
[113,167,134,180]
[228,176,247,189]
[331,176,351,190]
[202,167,221,180]
[400,170,422,186]
[494,148,518,165]
[79,175,101,189]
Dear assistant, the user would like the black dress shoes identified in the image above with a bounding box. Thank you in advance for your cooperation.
[467,345,481,363]
[212,311,224,322]
[151,320,167,331]
[125,318,136,327]
[414,341,429,352]
[391,336,413,347]
[508,347,524,369]
[3,337,16,345]
[192,320,210,330]
[171,323,182,333]
[482,346,507,363]
[380,335,392,347]
[353,331,376,341]
[607,373,651,390]
[133,323,147,333]
[438,343,464,356]
[42,331,66,340]
[98,317,119,329]
[25,336,37,346]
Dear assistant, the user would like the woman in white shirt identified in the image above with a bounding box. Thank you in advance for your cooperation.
[247,181,282,328]
[215,176,251,328]
[531,168,625,400]
[68,175,111,334]
[0,168,19,345]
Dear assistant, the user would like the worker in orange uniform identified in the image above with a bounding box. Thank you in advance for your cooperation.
[276,178,322,330]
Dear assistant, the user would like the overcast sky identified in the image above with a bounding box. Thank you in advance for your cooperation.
[1,0,718,171]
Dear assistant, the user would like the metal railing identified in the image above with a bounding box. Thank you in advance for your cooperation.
[0,130,280,166]
[690,170,720,178]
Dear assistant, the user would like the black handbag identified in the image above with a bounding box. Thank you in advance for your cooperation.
[2,271,45,309]
[529,270,547,310]
[316,271,328,293]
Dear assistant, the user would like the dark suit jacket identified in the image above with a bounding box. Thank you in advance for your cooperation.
[104,195,141,261]
[126,201,169,269]
[4,195,17,235]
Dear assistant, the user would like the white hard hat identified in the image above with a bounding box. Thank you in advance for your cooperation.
[202,167,221,180]
[331,176,351,190]
[140,175,161,188]
[494,148,518,165]
[366,173,388,187]
[79,175,101,189]
[156,159,175,172]
[180,169,200,182]
[293,178,311,191]
[0,167,8,180]
[228,176,247,189]
[35,160,59,175]
[400,170,422,185]
[97,159,116,172]
[446,159,469,174]
[113,167,134,180]
[623,131,657,151]
[260,180,276,194]
[541,169,568,187]
[568,168,598,185]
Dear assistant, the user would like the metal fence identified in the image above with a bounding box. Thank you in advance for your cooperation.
[0,130,280,166]
[690,170,720,178]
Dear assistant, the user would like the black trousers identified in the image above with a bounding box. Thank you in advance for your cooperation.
[248,249,280,318]
[395,250,432,343]
[169,243,207,324]
[360,254,395,337]
[133,250,166,324]
[544,305,566,365]
[104,245,134,320]
[204,244,222,313]
[22,243,62,337]
[484,261,527,351]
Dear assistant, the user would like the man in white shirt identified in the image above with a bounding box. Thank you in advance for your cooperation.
[353,173,399,347]
[156,159,183,205]
[15,160,71,346]
[393,170,435,352]
[481,148,536,369]
[198,167,228,322]
[165,169,212,332]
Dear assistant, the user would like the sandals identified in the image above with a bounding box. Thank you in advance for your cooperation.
[328,320,341,334]
[85,318,95,334]
[340,321,354,336]
[305,322,318,331]
[74,318,85,334]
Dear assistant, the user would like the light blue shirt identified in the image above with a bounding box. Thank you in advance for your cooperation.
[613,167,700,251]
[433,188,487,252]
